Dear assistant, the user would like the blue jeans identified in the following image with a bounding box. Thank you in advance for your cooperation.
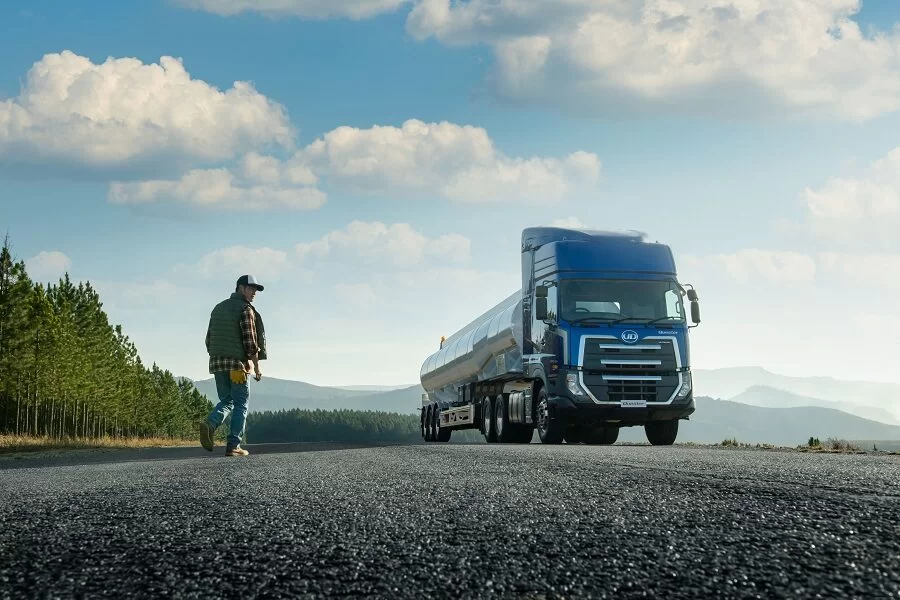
[206,370,250,448]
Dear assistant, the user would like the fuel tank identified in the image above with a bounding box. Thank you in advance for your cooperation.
[419,289,525,403]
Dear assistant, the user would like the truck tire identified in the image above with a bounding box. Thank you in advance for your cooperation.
[513,426,535,443]
[482,396,497,443]
[425,405,435,441]
[585,425,618,445]
[495,393,516,443]
[645,419,678,445]
[432,406,446,442]
[535,387,564,444]
[421,409,427,440]
[564,426,586,444]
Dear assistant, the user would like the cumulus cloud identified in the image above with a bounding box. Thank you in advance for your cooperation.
[406,0,900,121]
[128,119,600,208]
[270,119,598,204]
[0,50,292,174]
[176,0,410,19]
[802,148,900,250]
[295,220,471,267]
[174,245,292,281]
[108,154,326,210]
[25,250,72,282]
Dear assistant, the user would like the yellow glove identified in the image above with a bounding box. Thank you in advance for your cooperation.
[230,369,248,384]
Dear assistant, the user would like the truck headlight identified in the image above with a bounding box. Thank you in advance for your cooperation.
[676,371,692,398]
[566,373,587,397]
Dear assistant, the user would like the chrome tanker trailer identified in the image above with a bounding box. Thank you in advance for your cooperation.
[418,226,701,445]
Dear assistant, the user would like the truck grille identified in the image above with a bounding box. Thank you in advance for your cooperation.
[580,337,679,403]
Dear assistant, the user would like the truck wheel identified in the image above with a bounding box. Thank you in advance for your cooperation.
[482,396,497,443]
[421,409,427,440]
[513,426,534,443]
[432,406,442,442]
[495,394,515,443]
[585,425,618,445]
[535,387,564,444]
[645,419,678,445]
[436,424,451,442]
[564,426,586,444]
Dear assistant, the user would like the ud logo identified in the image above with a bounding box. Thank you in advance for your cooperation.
[621,330,639,344]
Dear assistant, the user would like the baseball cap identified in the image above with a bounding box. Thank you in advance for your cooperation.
[236,274,264,291]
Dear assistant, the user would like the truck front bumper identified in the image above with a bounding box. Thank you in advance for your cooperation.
[548,393,695,427]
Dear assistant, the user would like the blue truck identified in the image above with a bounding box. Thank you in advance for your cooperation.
[418,226,701,445]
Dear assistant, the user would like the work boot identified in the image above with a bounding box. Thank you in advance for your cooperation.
[200,422,215,452]
[225,445,249,457]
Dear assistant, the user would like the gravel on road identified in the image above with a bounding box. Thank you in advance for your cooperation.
[0,443,898,599]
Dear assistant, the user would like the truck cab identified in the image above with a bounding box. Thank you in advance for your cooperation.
[521,227,699,444]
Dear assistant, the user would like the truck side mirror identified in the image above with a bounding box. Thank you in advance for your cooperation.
[690,300,700,324]
[536,297,548,321]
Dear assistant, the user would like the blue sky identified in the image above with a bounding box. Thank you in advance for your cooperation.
[2,0,900,387]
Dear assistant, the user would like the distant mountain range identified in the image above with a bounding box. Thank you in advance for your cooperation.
[189,376,423,415]
[693,367,900,424]
[332,384,418,392]
[183,367,900,447]
[617,396,900,447]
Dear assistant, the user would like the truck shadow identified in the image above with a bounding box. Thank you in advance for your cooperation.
[0,441,414,471]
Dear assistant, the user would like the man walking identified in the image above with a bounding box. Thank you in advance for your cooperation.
[200,275,268,456]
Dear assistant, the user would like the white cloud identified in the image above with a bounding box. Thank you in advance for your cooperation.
[108,164,325,211]
[106,119,599,209]
[0,51,292,172]
[296,119,599,203]
[174,245,292,281]
[25,250,71,282]
[295,220,471,267]
[802,148,900,250]
[176,0,410,20]
[682,249,817,285]
[406,0,900,121]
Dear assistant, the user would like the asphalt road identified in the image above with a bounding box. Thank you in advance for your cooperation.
[1,443,898,599]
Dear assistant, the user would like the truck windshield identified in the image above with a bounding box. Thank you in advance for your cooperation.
[558,279,685,323]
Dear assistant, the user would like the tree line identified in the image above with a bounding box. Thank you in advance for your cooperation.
[247,408,485,444]
[0,238,212,440]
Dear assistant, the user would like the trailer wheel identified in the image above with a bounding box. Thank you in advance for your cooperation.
[425,405,434,441]
[535,387,564,444]
[482,396,497,443]
[645,419,678,445]
[421,409,427,440]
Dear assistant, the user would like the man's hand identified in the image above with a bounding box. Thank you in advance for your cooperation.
[254,363,262,382]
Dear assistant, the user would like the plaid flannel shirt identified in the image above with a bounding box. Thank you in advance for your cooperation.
[207,304,259,373]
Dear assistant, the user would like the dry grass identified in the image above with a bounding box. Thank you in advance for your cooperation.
[0,434,196,454]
